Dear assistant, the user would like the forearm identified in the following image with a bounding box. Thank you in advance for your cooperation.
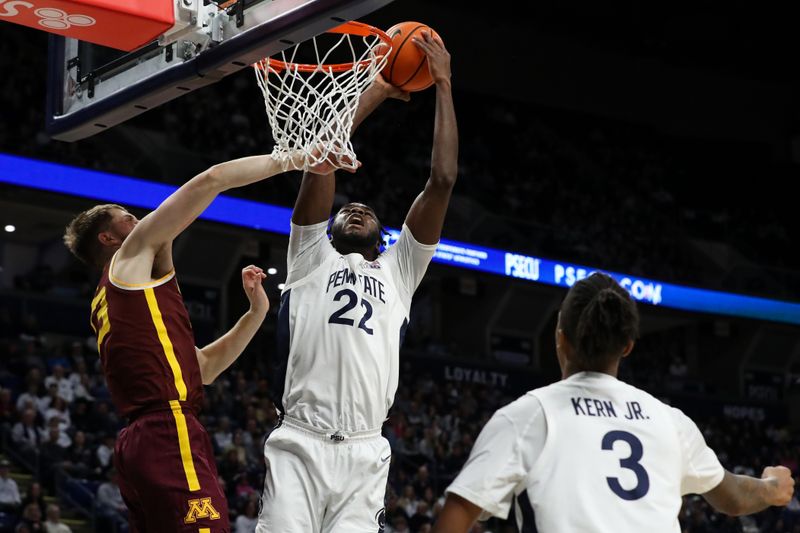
[429,80,458,188]
[198,309,266,385]
[703,471,775,516]
[351,81,390,134]
[431,494,482,533]
[207,153,303,192]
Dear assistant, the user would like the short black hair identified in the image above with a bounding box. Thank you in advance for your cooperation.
[559,272,640,367]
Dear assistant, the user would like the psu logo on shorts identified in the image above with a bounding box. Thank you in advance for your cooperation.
[184,497,221,524]
[375,508,386,532]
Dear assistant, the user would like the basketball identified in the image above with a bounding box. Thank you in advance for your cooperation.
[379,21,442,92]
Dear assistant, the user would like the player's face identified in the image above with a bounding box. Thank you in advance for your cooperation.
[107,208,138,242]
[331,203,381,248]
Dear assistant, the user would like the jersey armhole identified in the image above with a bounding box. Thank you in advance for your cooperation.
[108,250,176,291]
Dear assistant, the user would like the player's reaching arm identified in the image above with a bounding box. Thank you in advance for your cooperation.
[195,265,268,385]
[403,31,458,245]
[115,153,345,283]
[702,467,794,516]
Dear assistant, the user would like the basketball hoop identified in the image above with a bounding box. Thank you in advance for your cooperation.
[254,21,392,171]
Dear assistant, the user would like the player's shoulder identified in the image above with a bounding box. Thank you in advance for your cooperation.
[492,392,546,434]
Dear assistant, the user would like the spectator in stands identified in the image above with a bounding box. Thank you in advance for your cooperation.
[84,402,118,436]
[95,469,126,530]
[39,420,71,490]
[65,359,92,403]
[66,401,90,435]
[14,502,43,532]
[0,460,21,514]
[19,483,45,520]
[14,370,43,414]
[390,515,411,533]
[43,366,72,405]
[41,398,69,435]
[94,434,115,477]
[234,498,258,533]
[10,410,40,458]
[42,504,70,533]
[410,501,433,532]
[59,431,92,480]
[213,416,233,453]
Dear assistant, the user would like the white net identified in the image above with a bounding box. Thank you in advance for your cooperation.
[254,24,390,171]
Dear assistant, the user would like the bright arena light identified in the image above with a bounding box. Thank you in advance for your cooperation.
[267,267,278,275]
[4,225,15,233]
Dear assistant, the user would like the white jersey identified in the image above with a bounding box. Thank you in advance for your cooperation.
[447,372,724,533]
[274,220,437,432]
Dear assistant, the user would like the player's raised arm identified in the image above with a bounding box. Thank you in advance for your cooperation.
[120,154,301,260]
[291,170,337,226]
[292,76,408,227]
[702,466,795,516]
[403,31,458,245]
[196,265,269,384]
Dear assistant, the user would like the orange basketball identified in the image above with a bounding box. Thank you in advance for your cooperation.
[379,21,441,92]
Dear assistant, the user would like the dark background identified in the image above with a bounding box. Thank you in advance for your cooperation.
[1,1,799,532]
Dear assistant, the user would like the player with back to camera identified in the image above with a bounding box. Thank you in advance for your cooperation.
[256,31,456,533]
[432,272,795,533]
[63,150,353,532]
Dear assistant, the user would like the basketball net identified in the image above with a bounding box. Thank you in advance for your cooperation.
[254,22,391,171]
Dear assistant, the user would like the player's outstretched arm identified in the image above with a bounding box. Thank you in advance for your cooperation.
[196,265,268,385]
[431,494,483,533]
[702,466,795,516]
[403,31,458,245]
[121,153,304,259]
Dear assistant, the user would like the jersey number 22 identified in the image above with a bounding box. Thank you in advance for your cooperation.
[328,289,374,335]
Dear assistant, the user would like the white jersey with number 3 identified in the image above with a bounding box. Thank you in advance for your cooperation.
[274,220,436,433]
[447,372,724,533]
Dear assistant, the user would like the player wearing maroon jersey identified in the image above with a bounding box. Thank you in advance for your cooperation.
[63,152,351,533]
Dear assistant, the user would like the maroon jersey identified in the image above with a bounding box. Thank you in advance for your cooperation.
[90,262,204,418]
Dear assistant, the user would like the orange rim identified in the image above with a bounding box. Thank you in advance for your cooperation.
[255,21,391,73]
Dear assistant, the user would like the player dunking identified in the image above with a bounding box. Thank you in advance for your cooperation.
[257,31,456,533]
[63,151,350,532]
[432,273,795,533]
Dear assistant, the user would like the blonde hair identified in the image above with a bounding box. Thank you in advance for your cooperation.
[63,204,124,268]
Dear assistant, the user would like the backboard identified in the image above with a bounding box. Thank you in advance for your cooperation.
[46,0,393,142]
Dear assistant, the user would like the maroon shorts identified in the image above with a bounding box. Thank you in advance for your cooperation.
[114,406,230,533]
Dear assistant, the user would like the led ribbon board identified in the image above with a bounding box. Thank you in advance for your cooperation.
[2,153,799,325]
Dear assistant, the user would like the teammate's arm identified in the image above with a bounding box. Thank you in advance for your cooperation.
[702,466,794,516]
[430,494,483,533]
[403,32,458,245]
[196,265,268,385]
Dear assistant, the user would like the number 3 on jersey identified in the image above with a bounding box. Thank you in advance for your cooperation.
[328,288,374,335]
[602,430,650,501]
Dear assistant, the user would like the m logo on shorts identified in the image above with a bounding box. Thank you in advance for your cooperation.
[184,498,221,524]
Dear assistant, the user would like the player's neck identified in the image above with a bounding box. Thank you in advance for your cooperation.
[333,242,378,261]
[562,359,620,380]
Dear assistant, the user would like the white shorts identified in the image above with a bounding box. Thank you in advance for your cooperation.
[256,417,391,533]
